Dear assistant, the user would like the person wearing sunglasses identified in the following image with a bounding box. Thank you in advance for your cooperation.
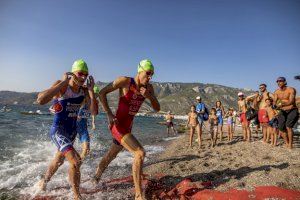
[93,59,160,200]
[273,77,298,149]
[36,59,98,200]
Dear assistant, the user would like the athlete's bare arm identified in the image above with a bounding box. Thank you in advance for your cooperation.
[37,73,71,105]
[99,76,130,125]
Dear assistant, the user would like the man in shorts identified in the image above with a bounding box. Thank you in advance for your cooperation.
[274,77,299,149]
[165,111,177,136]
[256,84,273,143]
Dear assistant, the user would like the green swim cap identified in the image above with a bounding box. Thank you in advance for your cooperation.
[93,85,100,94]
[71,59,89,73]
[137,59,154,73]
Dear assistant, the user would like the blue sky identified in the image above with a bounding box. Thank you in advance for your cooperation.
[0,0,299,93]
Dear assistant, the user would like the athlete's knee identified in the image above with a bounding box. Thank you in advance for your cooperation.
[134,149,145,159]
[70,158,82,169]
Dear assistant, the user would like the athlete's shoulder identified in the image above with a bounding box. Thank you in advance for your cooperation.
[52,80,67,97]
[113,76,131,87]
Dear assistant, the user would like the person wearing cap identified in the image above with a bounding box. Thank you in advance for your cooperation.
[238,92,251,142]
[195,96,206,147]
[93,59,160,200]
[36,59,98,200]
[165,111,177,136]
[273,77,299,149]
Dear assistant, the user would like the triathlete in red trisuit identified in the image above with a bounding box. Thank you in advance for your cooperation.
[93,59,160,200]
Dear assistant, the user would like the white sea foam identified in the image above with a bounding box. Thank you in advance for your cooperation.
[162,135,183,141]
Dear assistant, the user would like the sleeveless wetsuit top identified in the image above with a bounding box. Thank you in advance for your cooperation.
[50,86,85,135]
[115,78,145,133]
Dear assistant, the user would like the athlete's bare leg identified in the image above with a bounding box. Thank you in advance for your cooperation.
[80,141,90,160]
[94,143,123,183]
[121,134,146,200]
[39,151,65,191]
[64,149,82,200]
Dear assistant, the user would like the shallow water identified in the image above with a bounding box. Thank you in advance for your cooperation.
[0,105,173,199]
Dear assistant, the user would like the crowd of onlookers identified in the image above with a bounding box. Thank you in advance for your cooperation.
[166,76,299,149]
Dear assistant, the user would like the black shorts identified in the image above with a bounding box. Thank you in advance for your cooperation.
[268,118,279,129]
[277,108,299,131]
[253,115,259,126]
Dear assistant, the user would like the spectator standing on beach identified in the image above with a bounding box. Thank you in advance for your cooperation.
[265,98,279,146]
[256,84,273,143]
[196,96,208,147]
[165,111,177,136]
[208,108,218,147]
[215,100,225,142]
[238,92,251,142]
[273,77,299,149]
[186,105,200,148]
[225,108,234,141]
[246,91,260,137]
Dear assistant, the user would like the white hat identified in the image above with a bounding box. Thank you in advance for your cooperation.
[196,96,201,100]
[238,92,244,96]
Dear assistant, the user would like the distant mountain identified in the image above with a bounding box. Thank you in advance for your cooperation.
[95,82,254,114]
[0,91,39,105]
[0,82,254,115]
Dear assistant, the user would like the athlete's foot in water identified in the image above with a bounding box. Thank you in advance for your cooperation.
[38,178,47,191]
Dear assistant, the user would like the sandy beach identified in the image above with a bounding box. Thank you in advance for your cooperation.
[144,125,300,193]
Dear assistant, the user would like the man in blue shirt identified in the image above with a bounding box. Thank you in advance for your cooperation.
[195,96,207,147]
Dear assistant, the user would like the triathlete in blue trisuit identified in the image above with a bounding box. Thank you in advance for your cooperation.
[37,59,97,200]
